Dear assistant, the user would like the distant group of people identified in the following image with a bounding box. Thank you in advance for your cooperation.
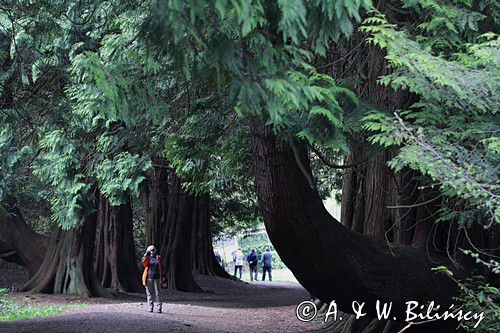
[139,244,275,314]
[231,247,273,281]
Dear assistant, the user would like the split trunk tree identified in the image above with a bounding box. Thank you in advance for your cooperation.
[143,166,230,290]
[94,195,142,293]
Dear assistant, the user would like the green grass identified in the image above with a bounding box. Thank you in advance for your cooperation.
[0,288,86,321]
[238,268,300,284]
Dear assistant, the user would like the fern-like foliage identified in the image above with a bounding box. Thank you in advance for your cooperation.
[362,11,499,224]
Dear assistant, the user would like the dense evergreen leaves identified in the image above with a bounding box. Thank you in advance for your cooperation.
[0,0,498,329]
[361,2,499,330]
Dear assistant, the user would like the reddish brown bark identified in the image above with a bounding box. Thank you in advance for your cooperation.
[94,195,142,292]
[159,174,203,292]
[251,123,457,322]
[142,165,230,291]
[190,194,231,278]
[142,162,169,247]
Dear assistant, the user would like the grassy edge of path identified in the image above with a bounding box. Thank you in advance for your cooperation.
[1,288,86,321]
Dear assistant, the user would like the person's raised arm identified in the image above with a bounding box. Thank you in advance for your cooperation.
[141,250,150,266]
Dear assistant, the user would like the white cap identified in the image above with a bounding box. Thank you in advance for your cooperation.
[147,245,156,252]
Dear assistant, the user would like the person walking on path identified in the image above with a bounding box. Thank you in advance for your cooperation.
[141,245,163,313]
[246,248,258,281]
[214,251,222,265]
[261,247,273,282]
[233,248,244,279]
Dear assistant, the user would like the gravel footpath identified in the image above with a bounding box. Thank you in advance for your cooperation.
[0,276,322,333]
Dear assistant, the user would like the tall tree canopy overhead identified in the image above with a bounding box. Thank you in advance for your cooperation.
[0,0,498,331]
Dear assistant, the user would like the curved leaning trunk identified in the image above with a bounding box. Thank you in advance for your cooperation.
[0,201,49,276]
[22,211,109,297]
[251,123,456,319]
[94,195,142,293]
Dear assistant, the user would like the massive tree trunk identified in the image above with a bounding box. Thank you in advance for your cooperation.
[143,164,230,290]
[0,200,48,276]
[251,123,456,322]
[314,6,465,330]
[22,211,109,297]
[142,162,169,247]
[335,32,441,251]
[159,174,203,292]
[190,193,231,278]
[331,0,491,276]
[94,195,142,293]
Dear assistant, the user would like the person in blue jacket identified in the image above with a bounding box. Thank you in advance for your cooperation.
[261,247,273,281]
[246,248,258,281]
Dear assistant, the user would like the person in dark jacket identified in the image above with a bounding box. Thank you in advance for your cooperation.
[246,248,258,281]
[141,245,163,313]
[261,247,273,281]
[214,251,222,265]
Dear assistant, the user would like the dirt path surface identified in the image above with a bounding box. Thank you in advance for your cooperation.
[0,276,322,333]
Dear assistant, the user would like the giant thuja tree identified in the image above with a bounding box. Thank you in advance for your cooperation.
[360,4,499,330]
[0,0,153,296]
[297,1,499,331]
[67,1,240,291]
[145,0,498,330]
[0,1,77,277]
[163,103,254,281]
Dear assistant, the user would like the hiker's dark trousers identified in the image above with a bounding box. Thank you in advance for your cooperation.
[262,266,272,281]
[249,265,258,281]
[234,265,242,279]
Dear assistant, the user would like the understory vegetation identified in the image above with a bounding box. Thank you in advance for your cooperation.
[0,288,84,321]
